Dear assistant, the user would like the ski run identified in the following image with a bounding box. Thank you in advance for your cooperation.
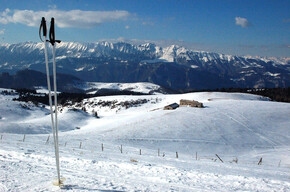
[0,88,289,191]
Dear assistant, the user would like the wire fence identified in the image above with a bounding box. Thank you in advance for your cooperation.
[0,133,287,168]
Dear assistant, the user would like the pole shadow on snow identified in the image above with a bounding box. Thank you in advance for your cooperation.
[60,184,125,192]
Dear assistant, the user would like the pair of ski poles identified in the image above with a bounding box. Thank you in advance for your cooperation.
[39,17,62,186]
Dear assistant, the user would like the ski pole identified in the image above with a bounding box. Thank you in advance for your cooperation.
[39,17,61,186]
[48,17,62,186]
[39,17,56,154]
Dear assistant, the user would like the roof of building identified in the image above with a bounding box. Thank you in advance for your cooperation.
[166,103,179,108]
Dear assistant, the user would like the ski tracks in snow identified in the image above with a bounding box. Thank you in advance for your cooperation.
[214,105,280,148]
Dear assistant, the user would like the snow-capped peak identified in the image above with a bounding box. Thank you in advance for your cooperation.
[0,41,288,66]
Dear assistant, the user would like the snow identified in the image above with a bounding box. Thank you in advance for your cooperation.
[202,56,209,62]
[264,72,280,77]
[0,89,289,191]
[75,67,85,71]
[77,82,162,94]
[0,93,91,134]
[34,87,61,94]
[190,65,199,68]
[2,42,288,71]
[35,82,162,95]
[55,55,67,60]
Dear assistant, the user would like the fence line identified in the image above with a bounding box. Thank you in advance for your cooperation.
[0,134,283,168]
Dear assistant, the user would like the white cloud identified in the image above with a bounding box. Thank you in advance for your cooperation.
[0,8,12,24]
[0,9,131,28]
[125,25,130,29]
[0,29,5,35]
[235,17,250,28]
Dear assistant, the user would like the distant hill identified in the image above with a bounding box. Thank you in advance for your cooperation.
[0,69,172,95]
[0,69,82,93]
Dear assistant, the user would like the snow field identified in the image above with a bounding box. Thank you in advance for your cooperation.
[0,133,289,191]
[0,90,290,191]
[77,82,162,94]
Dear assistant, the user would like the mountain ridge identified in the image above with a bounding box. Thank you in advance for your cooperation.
[1,41,289,64]
[0,41,289,90]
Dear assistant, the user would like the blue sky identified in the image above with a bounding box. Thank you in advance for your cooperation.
[0,0,289,57]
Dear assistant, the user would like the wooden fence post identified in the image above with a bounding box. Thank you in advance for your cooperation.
[45,135,50,144]
[176,152,178,158]
[258,157,262,165]
[215,154,223,163]
[23,134,26,142]
[139,149,141,155]
[233,157,238,164]
[119,145,123,153]
[158,148,160,156]
[101,143,104,151]
[79,142,82,149]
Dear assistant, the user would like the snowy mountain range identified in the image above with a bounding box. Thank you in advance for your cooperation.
[0,41,289,90]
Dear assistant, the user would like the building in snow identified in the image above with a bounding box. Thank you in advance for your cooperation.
[164,103,179,110]
[180,99,204,108]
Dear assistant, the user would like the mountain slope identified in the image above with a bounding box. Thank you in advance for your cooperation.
[0,42,289,90]
[0,69,83,93]
[0,89,289,191]
[0,69,170,94]
[1,89,289,154]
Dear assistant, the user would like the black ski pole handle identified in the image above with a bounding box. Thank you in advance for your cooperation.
[49,17,55,45]
[39,17,47,42]
[49,17,61,45]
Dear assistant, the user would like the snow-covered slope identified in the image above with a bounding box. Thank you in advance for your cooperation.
[0,88,93,134]
[34,82,167,95]
[75,92,288,155]
[0,89,289,191]
[75,82,165,94]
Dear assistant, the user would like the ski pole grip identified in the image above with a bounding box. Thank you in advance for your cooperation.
[49,17,55,45]
[41,17,47,37]
[49,17,61,45]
